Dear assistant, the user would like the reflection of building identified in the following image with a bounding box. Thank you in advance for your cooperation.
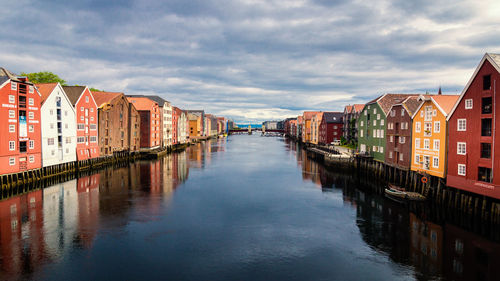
[43,179,79,257]
[443,223,500,281]
[76,174,100,249]
[409,213,443,276]
[0,189,44,276]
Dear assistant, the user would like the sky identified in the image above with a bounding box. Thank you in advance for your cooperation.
[1,0,500,124]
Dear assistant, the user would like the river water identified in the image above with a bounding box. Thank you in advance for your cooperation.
[0,135,499,281]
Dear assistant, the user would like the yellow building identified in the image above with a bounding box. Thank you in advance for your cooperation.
[302,111,321,144]
[310,113,323,145]
[411,95,459,178]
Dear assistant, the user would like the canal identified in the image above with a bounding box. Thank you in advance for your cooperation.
[0,134,499,280]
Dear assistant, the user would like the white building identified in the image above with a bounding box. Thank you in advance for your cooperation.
[178,110,188,144]
[163,101,173,147]
[37,83,77,167]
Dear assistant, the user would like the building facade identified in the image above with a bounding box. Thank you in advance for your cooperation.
[318,112,343,145]
[127,97,160,150]
[411,95,459,178]
[178,110,188,144]
[38,83,77,167]
[128,103,141,152]
[63,86,99,161]
[91,92,131,156]
[447,53,500,199]
[343,104,364,144]
[385,97,421,170]
[0,68,42,174]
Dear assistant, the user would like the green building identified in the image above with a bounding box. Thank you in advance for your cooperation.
[357,94,419,162]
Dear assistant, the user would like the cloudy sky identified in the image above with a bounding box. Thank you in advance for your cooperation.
[1,0,499,123]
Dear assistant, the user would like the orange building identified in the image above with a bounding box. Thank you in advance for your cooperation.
[0,68,42,174]
[411,95,459,178]
[302,111,321,143]
[127,97,161,150]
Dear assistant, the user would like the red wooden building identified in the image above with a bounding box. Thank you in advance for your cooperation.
[385,96,422,170]
[172,106,181,145]
[318,112,343,145]
[63,86,99,160]
[447,53,500,199]
[0,68,42,175]
[126,97,161,150]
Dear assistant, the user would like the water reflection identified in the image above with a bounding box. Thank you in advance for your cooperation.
[285,138,500,281]
[0,148,191,279]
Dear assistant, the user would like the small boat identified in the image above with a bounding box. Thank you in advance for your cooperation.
[385,184,426,202]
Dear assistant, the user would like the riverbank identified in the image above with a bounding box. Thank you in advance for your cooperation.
[288,136,500,225]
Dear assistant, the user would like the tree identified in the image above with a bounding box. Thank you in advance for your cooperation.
[21,71,67,85]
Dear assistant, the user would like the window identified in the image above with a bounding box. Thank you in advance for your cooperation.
[433,140,440,151]
[360,130,364,137]
[424,122,432,136]
[478,167,492,183]
[432,121,440,133]
[80,116,84,121]
[29,155,34,163]
[9,125,15,133]
[9,95,15,103]
[389,151,393,158]
[81,107,84,111]
[415,154,420,164]
[11,82,17,90]
[50,123,54,129]
[399,153,403,161]
[415,138,420,149]
[379,146,383,153]
[373,120,377,126]
[457,119,466,131]
[9,141,15,151]
[482,97,492,114]
[29,140,34,149]
[28,112,34,119]
[90,117,94,121]
[388,123,393,130]
[481,118,492,136]
[47,138,54,145]
[19,141,26,153]
[390,135,393,143]
[380,119,384,126]
[425,106,433,121]
[457,142,466,155]
[483,74,491,90]
[465,99,473,109]
[29,125,34,132]
[364,111,367,116]
[360,121,364,126]
[29,98,34,106]
[433,157,439,168]
[90,136,97,143]
[77,137,85,143]
[415,122,421,133]
[50,109,53,115]
[481,143,491,159]
[401,109,405,116]
[90,108,94,112]
[377,114,380,120]
[400,136,405,144]
[85,96,89,103]
[380,130,384,138]
[424,139,430,149]
[373,108,376,114]
[9,110,15,118]
[9,157,15,166]
[458,164,466,176]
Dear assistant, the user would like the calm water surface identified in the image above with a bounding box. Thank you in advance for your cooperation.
[0,135,499,280]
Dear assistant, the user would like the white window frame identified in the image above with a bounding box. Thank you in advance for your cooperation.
[415,122,421,133]
[379,146,384,153]
[9,95,15,103]
[400,136,405,144]
[433,139,440,151]
[360,121,364,127]
[465,99,473,109]
[9,110,15,118]
[424,122,432,136]
[415,154,420,164]
[29,112,34,119]
[373,120,376,126]
[389,151,393,158]
[458,164,466,176]
[11,82,17,90]
[434,121,440,133]
[29,155,35,163]
[457,119,466,131]
[9,125,15,133]
[457,142,466,155]
[29,98,34,106]
[9,141,15,151]
[424,139,430,149]
[9,157,15,166]
[399,153,403,161]
[401,109,405,116]
[29,125,34,132]
[380,119,384,126]
[390,135,393,143]
[432,157,439,168]
[29,140,34,149]
[415,138,420,149]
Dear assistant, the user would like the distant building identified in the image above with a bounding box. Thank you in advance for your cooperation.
[343,104,364,144]
[186,110,205,138]
[318,112,343,145]
[126,97,161,150]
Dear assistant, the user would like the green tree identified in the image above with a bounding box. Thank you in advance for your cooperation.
[21,71,67,85]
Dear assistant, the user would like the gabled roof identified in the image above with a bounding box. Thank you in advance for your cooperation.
[353,104,365,113]
[303,111,321,120]
[389,96,423,117]
[413,94,460,118]
[447,52,500,120]
[127,95,169,106]
[344,105,353,114]
[126,97,157,111]
[36,83,58,105]
[322,112,343,123]
[92,91,123,108]
[62,86,86,105]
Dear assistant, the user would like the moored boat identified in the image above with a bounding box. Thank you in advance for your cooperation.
[384,184,426,203]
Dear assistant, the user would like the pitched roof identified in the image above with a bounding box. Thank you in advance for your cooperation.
[36,83,58,105]
[127,95,169,106]
[62,86,86,105]
[303,111,321,120]
[126,97,157,111]
[432,95,460,115]
[322,112,343,123]
[92,91,123,108]
[366,93,422,115]
[344,105,353,114]
[399,96,423,117]
[353,104,365,113]
[448,53,500,120]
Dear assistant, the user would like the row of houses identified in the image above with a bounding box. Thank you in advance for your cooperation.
[0,67,232,176]
[284,52,500,200]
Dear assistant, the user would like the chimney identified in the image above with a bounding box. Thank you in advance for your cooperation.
[438,86,442,95]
